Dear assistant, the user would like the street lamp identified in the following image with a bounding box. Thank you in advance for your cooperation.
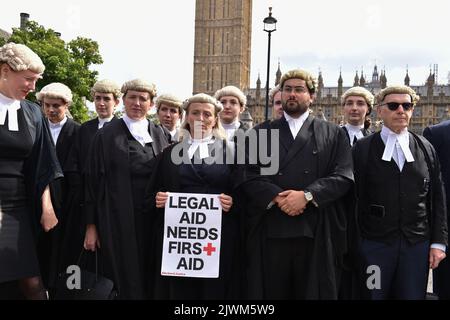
[263,7,277,121]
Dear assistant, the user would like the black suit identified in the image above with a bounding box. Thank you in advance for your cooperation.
[241,115,354,299]
[353,131,447,299]
[424,120,450,299]
[38,118,80,292]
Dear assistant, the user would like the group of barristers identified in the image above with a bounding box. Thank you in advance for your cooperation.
[1,42,449,300]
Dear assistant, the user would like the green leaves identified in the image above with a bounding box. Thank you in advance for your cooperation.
[6,20,103,123]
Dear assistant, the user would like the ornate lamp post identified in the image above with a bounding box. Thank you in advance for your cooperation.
[263,7,277,121]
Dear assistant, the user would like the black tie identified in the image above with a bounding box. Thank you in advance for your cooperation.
[352,135,358,146]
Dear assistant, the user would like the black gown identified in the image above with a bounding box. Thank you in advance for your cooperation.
[84,119,170,299]
[0,101,63,283]
[57,118,117,278]
[36,118,80,291]
[148,139,242,300]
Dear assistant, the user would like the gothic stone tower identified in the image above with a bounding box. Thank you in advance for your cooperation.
[193,0,252,95]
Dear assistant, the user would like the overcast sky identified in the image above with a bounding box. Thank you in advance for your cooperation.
[2,0,450,102]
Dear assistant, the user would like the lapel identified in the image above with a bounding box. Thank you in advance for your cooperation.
[20,101,37,144]
[275,116,294,154]
[148,121,169,156]
[56,119,74,164]
[280,115,313,169]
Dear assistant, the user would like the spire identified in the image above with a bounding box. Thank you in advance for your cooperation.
[256,73,261,104]
[380,68,387,89]
[275,60,282,86]
[359,68,366,86]
[318,68,324,88]
[404,65,410,86]
[353,70,359,87]
[372,64,379,83]
[338,68,343,98]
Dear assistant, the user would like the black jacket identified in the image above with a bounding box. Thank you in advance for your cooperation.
[353,131,448,246]
[240,115,354,299]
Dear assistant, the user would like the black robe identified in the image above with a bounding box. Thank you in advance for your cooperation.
[145,139,242,299]
[21,100,64,233]
[240,115,354,299]
[37,118,80,290]
[84,119,170,299]
[58,117,119,272]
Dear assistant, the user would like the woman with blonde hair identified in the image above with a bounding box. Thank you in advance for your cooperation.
[147,93,242,299]
[0,43,62,299]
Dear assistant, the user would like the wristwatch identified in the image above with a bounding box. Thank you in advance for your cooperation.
[304,191,318,207]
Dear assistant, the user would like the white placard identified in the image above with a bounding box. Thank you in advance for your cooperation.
[161,192,222,278]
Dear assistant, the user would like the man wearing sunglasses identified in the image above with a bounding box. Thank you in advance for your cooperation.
[352,85,447,299]
[341,86,374,146]
[424,119,450,299]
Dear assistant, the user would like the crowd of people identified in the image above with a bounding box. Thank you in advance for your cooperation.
[0,42,449,300]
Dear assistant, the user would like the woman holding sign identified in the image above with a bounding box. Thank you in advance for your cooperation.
[147,93,241,300]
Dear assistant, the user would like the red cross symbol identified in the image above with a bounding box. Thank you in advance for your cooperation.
[203,243,216,256]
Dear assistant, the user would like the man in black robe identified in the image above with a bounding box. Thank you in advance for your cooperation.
[36,83,80,295]
[424,120,450,299]
[353,85,447,299]
[240,69,354,299]
[84,79,170,299]
[341,86,374,147]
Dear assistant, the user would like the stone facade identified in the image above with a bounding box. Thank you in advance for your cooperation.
[193,0,252,96]
[246,65,450,133]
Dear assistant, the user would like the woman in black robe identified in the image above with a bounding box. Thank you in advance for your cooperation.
[148,93,242,300]
[0,43,63,299]
[84,79,170,299]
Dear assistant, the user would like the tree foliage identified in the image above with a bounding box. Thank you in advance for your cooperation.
[4,21,103,123]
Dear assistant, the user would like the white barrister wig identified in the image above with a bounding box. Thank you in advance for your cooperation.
[121,79,157,99]
[156,93,183,113]
[36,82,73,105]
[90,79,122,100]
[376,85,420,106]
[341,86,375,115]
[269,85,281,103]
[279,69,317,94]
[182,93,223,114]
[180,93,226,141]
[214,85,247,108]
[0,42,45,74]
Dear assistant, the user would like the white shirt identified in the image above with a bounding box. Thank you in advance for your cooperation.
[284,111,309,139]
[0,92,21,131]
[48,116,68,145]
[98,116,114,129]
[380,126,414,171]
[186,135,215,159]
[122,114,153,147]
[169,128,178,140]
[222,120,241,141]
[345,123,364,146]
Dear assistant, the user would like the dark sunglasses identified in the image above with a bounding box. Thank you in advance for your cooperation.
[381,102,414,111]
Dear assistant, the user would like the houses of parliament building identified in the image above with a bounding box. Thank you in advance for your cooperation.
[192,0,450,133]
